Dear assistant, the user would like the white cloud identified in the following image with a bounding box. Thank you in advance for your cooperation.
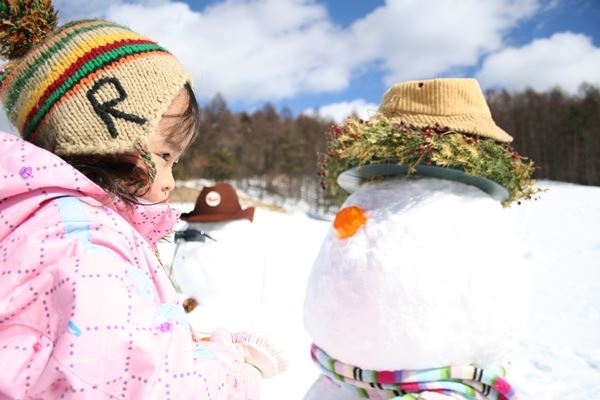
[47,0,557,103]
[347,0,542,85]
[104,0,351,103]
[303,99,378,123]
[476,32,600,94]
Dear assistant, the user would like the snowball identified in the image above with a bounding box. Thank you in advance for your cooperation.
[173,219,267,334]
[304,177,530,370]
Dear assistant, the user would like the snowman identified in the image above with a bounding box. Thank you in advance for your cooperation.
[304,79,538,400]
[171,182,266,334]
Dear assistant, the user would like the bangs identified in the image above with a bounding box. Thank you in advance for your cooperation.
[56,83,200,207]
[165,82,200,152]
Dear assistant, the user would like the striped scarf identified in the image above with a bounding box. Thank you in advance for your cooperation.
[311,344,517,400]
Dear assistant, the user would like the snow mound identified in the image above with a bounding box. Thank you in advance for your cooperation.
[304,177,530,370]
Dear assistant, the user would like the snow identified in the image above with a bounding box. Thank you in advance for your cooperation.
[304,178,529,370]
[159,180,600,399]
[170,219,267,334]
[507,181,600,399]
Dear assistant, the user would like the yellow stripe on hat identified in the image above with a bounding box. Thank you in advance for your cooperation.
[8,24,140,121]
[16,29,146,130]
[1,20,104,97]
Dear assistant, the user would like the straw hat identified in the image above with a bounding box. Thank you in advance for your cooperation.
[324,78,538,205]
[378,78,513,143]
[181,183,255,223]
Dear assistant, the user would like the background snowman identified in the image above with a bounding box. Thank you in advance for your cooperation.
[171,182,266,335]
[304,78,539,400]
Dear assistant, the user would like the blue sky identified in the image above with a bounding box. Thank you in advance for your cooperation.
[1,0,599,129]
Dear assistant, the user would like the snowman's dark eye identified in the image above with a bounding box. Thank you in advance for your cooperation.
[333,206,367,239]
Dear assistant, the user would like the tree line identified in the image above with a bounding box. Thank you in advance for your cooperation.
[487,84,599,186]
[175,84,600,209]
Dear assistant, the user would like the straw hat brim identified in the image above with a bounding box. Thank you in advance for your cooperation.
[338,163,510,202]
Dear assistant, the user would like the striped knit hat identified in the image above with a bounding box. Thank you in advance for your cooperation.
[0,1,192,156]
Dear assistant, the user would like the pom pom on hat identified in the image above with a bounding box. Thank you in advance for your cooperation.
[0,0,58,59]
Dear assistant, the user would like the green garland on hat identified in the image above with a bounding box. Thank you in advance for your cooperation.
[320,116,540,206]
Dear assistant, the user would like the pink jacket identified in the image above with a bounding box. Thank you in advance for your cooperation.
[0,131,261,399]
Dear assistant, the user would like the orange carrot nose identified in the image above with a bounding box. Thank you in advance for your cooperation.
[333,206,366,239]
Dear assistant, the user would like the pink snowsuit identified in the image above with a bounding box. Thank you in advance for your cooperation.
[0,131,261,399]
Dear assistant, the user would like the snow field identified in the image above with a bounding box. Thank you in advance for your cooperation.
[160,180,600,399]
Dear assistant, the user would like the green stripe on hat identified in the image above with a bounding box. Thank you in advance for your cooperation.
[23,42,166,139]
[0,68,11,88]
[5,21,128,114]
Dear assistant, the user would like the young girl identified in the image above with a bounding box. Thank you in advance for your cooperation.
[0,2,281,398]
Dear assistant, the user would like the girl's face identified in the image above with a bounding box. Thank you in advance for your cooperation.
[141,89,192,203]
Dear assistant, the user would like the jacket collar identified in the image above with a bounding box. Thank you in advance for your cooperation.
[0,131,180,247]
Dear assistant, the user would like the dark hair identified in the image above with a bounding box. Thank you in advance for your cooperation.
[60,83,200,205]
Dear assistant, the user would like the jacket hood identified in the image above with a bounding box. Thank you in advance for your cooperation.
[0,131,180,247]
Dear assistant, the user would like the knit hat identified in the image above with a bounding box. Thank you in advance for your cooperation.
[0,1,192,156]
[322,78,539,205]
[379,78,513,143]
[181,183,255,223]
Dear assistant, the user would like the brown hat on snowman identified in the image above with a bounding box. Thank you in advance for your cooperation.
[181,182,255,223]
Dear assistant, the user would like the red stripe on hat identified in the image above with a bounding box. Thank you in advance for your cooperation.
[23,38,155,131]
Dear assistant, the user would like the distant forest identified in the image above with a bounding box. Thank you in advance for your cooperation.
[175,84,600,207]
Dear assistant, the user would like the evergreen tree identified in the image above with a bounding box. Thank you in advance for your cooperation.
[278,128,305,177]
[205,147,236,181]
[175,85,600,209]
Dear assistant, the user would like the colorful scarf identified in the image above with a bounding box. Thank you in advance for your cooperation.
[311,344,517,400]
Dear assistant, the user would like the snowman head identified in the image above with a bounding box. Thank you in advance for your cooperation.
[304,177,530,370]
[305,78,537,371]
